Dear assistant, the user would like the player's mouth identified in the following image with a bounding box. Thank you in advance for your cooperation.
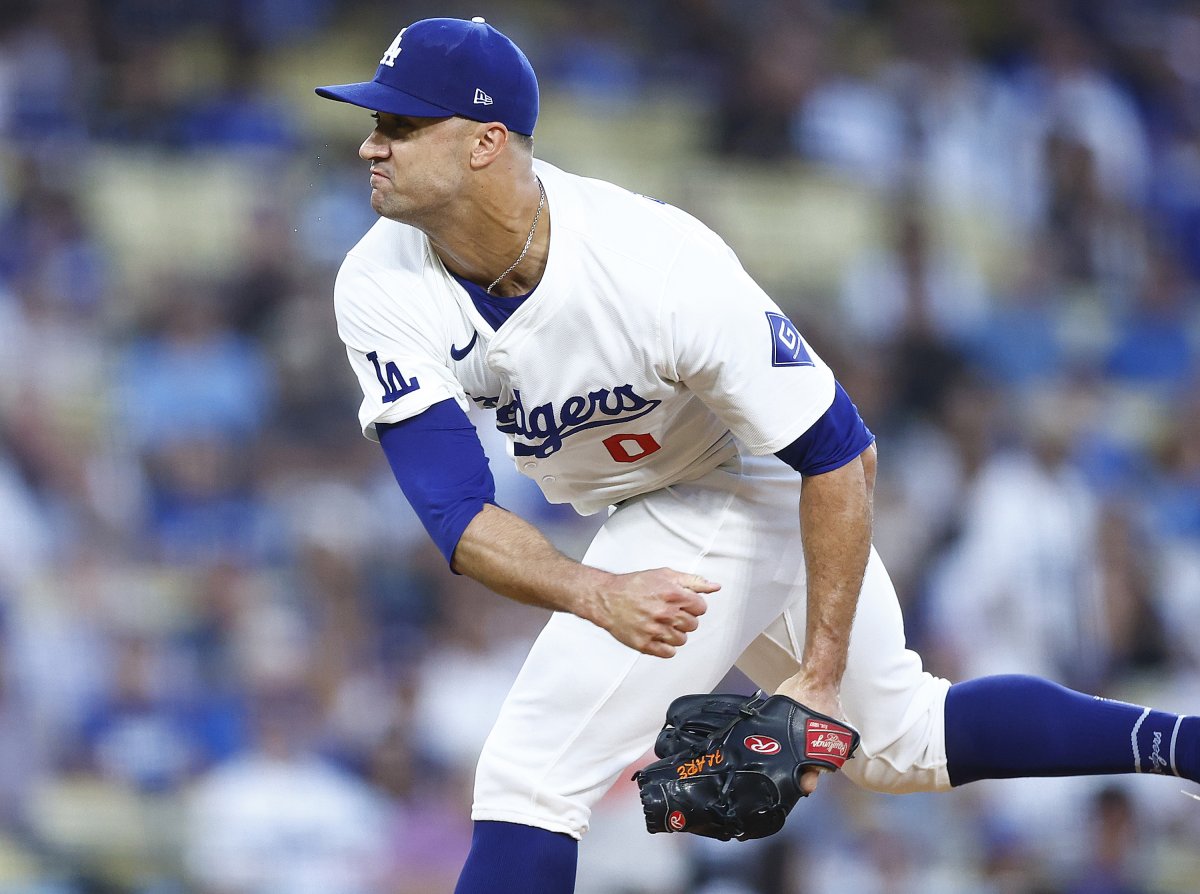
[370,168,390,184]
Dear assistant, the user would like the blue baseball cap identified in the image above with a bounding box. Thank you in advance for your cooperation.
[315,17,539,135]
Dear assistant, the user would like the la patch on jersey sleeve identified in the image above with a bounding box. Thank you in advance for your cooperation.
[334,250,468,440]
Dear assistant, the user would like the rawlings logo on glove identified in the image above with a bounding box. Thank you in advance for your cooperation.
[632,692,860,841]
[806,721,855,765]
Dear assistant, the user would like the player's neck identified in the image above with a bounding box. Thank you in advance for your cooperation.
[428,175,550,298]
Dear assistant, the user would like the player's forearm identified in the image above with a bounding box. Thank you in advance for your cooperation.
[780,445,876,706]
[451,503,609,617]
[451,503,717,658]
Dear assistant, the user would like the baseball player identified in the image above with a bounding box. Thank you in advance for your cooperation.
[314,17,1200,893]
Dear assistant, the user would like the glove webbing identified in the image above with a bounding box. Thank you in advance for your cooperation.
[677,692,770,757]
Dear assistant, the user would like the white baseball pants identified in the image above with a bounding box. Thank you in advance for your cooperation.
[471,449,953,838]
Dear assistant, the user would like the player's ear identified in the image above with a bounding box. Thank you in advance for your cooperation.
[468,122,511,169]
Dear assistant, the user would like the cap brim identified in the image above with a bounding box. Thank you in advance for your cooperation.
[315,80,456,119]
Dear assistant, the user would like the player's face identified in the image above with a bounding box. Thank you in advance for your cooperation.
[358,113,473,224]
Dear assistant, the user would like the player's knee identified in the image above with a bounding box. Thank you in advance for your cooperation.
[838,675,954,793]
[841,748,953,794]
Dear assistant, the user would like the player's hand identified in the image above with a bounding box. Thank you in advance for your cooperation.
[590,569,718,658]
[773,673,848,796]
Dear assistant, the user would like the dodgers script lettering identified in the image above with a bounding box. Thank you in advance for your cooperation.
[496,383,661,458]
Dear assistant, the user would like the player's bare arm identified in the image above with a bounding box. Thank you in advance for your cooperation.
[775,443,875,791]
[452,503,718,659]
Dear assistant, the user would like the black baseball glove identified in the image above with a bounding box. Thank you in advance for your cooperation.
[632,691,860,841]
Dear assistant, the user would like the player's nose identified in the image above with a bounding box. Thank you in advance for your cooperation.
[359,130,389,161]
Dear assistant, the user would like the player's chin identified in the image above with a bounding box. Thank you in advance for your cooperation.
[372,192,417,224]
[369,189,391,216]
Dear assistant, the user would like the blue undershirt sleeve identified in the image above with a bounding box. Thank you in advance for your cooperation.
[377,398,497,569]
[775,380,875,476]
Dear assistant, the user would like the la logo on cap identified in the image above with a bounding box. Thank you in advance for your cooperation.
[380,27,407,67]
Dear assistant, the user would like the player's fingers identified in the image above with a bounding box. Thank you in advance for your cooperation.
[683,574,721,594]
[647,621,690,651]
[645,639,677,659]
[683,595,708,617]
[799,767,822,796]
[655,595,704,624]
[673,612,700,633]
[655,625,688,647]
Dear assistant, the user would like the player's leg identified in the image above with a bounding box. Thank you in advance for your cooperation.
[454,821,578,894]
[737,538,1200,791]
[943,675,1200,785]
[736,543,955,793]
[459,454,810,892]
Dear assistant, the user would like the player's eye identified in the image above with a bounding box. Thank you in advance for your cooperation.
[371,113,410,137]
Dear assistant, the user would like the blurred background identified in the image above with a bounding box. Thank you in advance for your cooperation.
[2,0,1200,891]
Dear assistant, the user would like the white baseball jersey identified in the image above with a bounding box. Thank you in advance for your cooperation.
[334,159,954,840]
[334,160,836,515]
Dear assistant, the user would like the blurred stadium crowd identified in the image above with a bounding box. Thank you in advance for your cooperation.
[2,0,1200,891]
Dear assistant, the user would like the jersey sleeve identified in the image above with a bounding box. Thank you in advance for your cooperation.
[775,380,875,475]
[334,253,468,442]
[378,398,497,568]
[659,233,836,455]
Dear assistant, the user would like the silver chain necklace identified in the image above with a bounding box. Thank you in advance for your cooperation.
[487,177,546,295]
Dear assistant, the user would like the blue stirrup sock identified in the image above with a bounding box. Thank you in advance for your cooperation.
[454,820,578,894]
[945,674,1200,786]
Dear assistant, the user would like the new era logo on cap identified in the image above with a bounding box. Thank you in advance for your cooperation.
[314,16,540,135]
